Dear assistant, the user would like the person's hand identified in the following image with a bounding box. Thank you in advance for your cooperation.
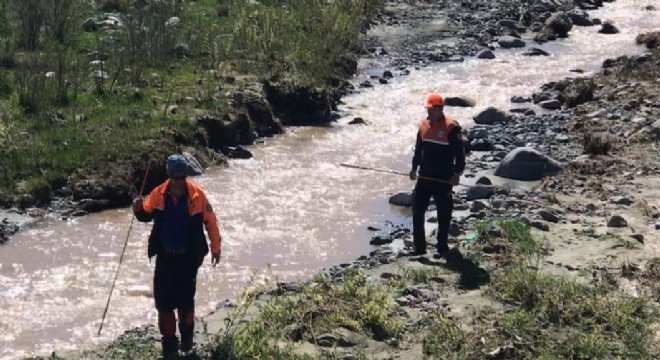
[211,252,221,267]
[132,197,143,213]
[450,173,460,186]
[409,170,417,181]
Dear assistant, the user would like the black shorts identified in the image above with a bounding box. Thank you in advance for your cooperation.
[153,252,200,313]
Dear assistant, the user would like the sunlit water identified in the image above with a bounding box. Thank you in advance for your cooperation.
[1,1,658,358]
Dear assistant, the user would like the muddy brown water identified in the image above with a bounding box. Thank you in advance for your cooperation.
[1,1,659,358]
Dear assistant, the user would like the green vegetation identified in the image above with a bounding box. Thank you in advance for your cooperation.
[0,0,384,207]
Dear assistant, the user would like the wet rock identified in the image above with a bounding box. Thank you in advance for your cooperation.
[467,127,488,140]
[498,36,526,48]
[71,210,88,217]
[216,299,237,309]
[607,215,628,228]
[378,78,388,84]
[540,99,562,109]
[631,234,644,244]
[228,146,253,159]
[611,196,632,206]
[474,107,509,125]
[538,209,560,223]
[466,177,495,201]
[655,223,660,230]
[471,139,493,151]
[445,96,476,107]
[349,117,366,125]
[370,235,393,246]
[531,220,550,231]
[477,49,495,59]
[389,192,413,207]
[76,199,112,213]
[0,220,19,244]
[511,96,531,103]
[470,200,488,213]
[545,12,573,38]
[636,31,660,49]
[383,70,394,79]
[495,147,563,181]
[523,47,550,56]
[567,9,593,26]
[599,22,619,34]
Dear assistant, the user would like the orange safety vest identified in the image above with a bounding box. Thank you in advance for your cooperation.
[141,179,221,255]
[419,116,458,146]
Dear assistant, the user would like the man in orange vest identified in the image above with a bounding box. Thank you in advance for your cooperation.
[132,154,221,358]
[409,93,466,256]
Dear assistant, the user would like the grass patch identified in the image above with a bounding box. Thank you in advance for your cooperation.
[474,218,544,264]
[582,132,613,155]
[206,269,404,359]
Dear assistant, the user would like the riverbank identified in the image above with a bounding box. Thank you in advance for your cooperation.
[33,0,660,359]
[0,0,385,227]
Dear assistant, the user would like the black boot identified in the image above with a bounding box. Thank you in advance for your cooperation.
[180,325,194,353]
[161,336,179,359]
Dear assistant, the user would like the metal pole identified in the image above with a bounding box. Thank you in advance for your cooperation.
[339,163,492,188]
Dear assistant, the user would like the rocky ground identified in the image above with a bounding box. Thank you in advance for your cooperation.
[35,0,660,359]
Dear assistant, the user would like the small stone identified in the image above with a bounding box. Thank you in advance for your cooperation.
[349,117,366,125]
[389,192,413,207]
[538,209,560,223]
[607,215,628,228]
[470,200,488,213]
[381,272,402,280]
[395,297,411,306]
[630,234,644,244]
[370,236,393,246]
[655,223,660,230]
[611,196,632,206]
[531,220,550,231]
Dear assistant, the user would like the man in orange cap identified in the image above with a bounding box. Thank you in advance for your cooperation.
[409,93,465,256]
[132,154,222,358]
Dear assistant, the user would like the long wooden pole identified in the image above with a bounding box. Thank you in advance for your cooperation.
[97,162,151,336]
[339,163,492,189]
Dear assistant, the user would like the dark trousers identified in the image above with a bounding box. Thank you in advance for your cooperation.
[412,178,453,253]
[154,252,199,353]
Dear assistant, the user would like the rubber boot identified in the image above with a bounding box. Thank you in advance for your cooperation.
[178,308,195,353]
[161,336,179,360]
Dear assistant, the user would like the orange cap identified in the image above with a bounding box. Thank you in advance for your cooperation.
[425,93,444,108]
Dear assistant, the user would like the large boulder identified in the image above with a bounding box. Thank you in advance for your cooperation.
[545,12,573,38]
[474,107,509,125]
[495,147,563,181]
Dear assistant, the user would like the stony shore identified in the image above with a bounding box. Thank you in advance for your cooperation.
[34,0,660,359]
